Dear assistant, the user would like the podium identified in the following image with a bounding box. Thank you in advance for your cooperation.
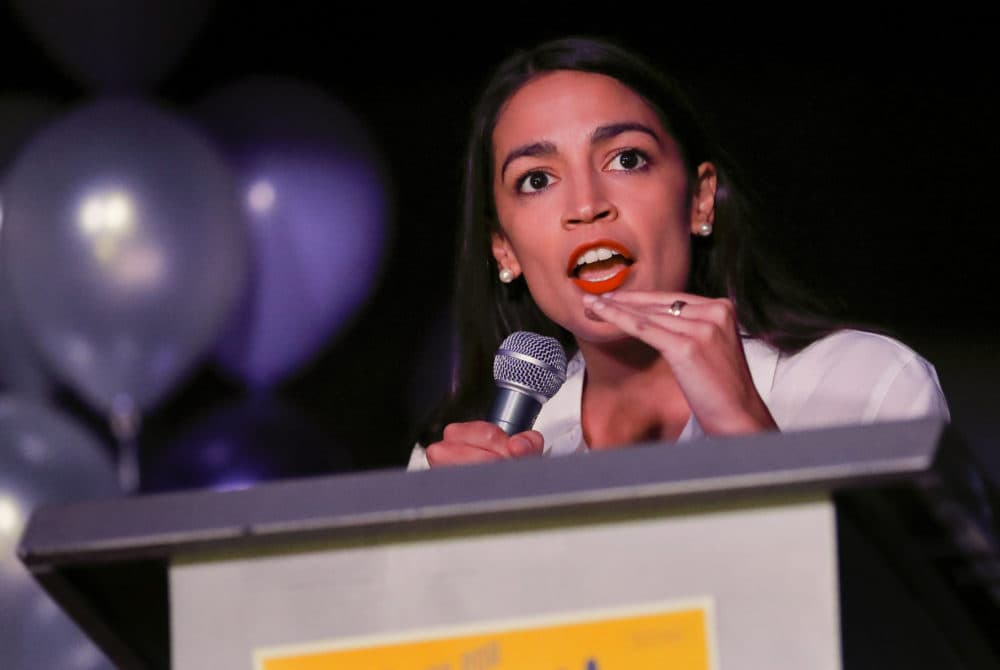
[17,417,1000,669]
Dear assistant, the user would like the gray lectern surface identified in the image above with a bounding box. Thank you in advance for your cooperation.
[17,417,1000,669]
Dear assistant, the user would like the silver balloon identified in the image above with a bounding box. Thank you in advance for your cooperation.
[0,394,120,669]
[0,97,249,419]
[0,95,63,399]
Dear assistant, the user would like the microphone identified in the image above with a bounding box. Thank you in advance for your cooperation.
[489,331,568,435]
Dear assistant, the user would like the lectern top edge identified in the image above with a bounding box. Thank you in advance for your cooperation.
[19,417,949,569]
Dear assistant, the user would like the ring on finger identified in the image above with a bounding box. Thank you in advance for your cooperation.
[667,300,687,317]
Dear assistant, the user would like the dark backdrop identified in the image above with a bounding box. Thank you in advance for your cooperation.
[1,4,997,483]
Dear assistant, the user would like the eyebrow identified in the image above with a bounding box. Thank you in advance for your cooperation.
[498,121,662,181]
[499,141,556,182]
[592,121,661,145]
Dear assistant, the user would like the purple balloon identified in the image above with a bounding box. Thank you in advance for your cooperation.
[194,77,392,389]
[9,0,217,91]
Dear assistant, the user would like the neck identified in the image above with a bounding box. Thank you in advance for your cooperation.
[575,336,671,387]
[575,336,688,449]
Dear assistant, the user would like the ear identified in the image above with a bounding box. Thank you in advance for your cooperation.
[491,231,521,277]
[689,162,718,234]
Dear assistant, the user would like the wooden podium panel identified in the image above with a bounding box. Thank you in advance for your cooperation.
[17,417,1000,669]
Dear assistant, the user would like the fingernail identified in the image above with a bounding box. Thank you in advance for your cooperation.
[582,294,597,304]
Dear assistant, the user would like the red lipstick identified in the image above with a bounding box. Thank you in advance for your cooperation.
[567,239,634,295]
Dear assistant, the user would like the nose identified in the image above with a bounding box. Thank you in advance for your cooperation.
[561,172,618,227]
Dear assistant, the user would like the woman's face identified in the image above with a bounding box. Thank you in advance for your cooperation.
[491,69,715,343]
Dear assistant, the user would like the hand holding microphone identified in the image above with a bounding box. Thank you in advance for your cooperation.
[425,331,567,467]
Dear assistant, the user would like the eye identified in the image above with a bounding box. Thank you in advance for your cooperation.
[606,149,649,172]
[516,170,555,194]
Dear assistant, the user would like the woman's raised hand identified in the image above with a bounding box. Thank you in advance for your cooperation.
[582,291,777,435]
[425,421,544,467]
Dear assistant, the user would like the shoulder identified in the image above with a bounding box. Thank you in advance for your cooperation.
[764,329,950,429]
[792,328,926,364]
[744,328,930,394]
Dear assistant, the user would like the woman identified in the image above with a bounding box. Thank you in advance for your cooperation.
[408,36,949,470]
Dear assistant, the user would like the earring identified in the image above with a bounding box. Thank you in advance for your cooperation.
[499,267,515,283]
[697,222,713,237]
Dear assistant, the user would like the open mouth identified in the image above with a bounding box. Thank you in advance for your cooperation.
[567,239,634,295]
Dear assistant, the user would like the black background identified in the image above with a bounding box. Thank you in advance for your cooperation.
[1,3,998,485]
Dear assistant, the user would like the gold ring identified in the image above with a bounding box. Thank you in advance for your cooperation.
[667,300,687,317]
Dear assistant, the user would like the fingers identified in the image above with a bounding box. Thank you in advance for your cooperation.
[585,295,694,353]
[426,422,544,467]
[601,290,714,307]
[443,420,509,449]
[596,292,737,325]
[582,293,744,378]
[584,293,709,336]
[584,293,737,335]
[426,442,509,466]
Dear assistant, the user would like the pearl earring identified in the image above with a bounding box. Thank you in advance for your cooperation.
[697,222,713,237]
[499,267,514,283]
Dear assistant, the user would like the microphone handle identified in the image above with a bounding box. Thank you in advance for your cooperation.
[488,386,543,435]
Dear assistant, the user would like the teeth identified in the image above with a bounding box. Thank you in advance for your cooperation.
[575,247,620,267]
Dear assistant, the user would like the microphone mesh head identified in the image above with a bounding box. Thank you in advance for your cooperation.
[493,331,567,400]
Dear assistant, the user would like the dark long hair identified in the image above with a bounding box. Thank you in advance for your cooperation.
[416,36,849,446]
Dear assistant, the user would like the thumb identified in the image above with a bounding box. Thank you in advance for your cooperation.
[508,430,544,457]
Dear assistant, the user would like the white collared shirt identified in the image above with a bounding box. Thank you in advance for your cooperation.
[407,329,950,471]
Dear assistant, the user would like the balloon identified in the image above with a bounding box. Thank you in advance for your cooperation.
[0,394,120,669]
[0,96,63,398]
[193,76,392,389]
[0,97,249,420]
[9,0,217,91]
[141,394,353,493]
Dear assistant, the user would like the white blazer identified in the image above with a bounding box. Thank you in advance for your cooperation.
[407,329,950,471]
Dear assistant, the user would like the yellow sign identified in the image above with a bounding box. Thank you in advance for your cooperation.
[255,599,715,670]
